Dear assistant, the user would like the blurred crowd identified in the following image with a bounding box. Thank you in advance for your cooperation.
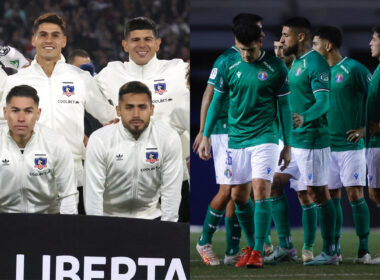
[0,0,190,70]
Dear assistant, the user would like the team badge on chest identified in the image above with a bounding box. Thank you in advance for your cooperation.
[295,67,302,76]
[334,73,343,83]
[258,71,268,81]
[154,83,167,95]
[146,152,159,163]
[34,157,47,170]
[62,85,75,97]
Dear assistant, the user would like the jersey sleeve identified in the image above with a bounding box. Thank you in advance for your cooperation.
[210,57,229,94]
[354,63,371,95]
[84,133,107,215]
[83,71,116,124]
[160,130,183,222]
[274,62,290,97]
[308,55,330,95]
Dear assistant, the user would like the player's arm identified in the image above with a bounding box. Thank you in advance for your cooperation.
[346,65,371,142]
[367,76,380,137]
[160,131,183,222]
[192,83,214,152]
[294,61,330,128]
[54,136,78,214]
[197,89,225,160]
[276,65,292,170]
[83,71,117,124]
[84,134,107,215]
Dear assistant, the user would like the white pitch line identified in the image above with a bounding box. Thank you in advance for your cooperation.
[191,273,380,279]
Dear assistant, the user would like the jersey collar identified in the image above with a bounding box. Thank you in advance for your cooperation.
[299,49,314,59]
[118,120,152,142]
[336,56,348,66]
[127,54,159,78]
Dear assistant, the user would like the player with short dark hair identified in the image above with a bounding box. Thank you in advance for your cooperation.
[1,85,77,214]
[85,81,183,221]
[281,17,337,266]
[198,20,292,268]
[313,25,371,264]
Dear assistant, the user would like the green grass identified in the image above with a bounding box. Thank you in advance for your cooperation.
[190,228,380,279]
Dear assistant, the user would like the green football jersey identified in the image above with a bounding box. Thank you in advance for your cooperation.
[288,49,330,149]
[214,50,290,149]
[328,57,370,151]
[367,64,380,148]
[207,46,239,135]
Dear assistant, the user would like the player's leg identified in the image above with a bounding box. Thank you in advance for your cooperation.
[367,148,380,213]
[196,134,232,265]
[245,143,279,268]
[297,189,317,263]
[327,151,343,262]
[224,199,243,264]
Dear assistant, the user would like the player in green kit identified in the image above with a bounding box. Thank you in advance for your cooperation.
[198,22,292,268]
[193,14,265,266]
[313,26,371,264]
[365,25,380,265]
[280,17,338,266]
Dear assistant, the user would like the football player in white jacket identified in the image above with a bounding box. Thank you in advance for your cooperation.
[95,17,190,221]
[0,13,116,199]
[0,85,77,214]
[85,81,183,221]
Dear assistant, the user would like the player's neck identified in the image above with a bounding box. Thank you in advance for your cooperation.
[296,44,311,58]
[327,51,343,67]
[36,55,60,77]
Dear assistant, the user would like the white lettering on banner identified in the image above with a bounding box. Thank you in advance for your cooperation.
[165,258,187,280]
[84,257,106,280]
[111,257,136,280]
[56,255,80,280]
[15,254,187,280]
[16,255,24,280]
[138,258,165,280]
[42,255,51,280]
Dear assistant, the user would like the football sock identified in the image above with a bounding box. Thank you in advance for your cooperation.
[333,198,343,255]
[235,199,255,248]
[318,199,337,256]
[253,199,272,255]
[301,203,317,251]
[351,198,370,253]
[271,194,293,249]
[198,206,224,246]
[264,234,272,246]
[225,216,241,255]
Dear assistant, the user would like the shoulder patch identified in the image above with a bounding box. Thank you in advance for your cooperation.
[209,68,217,80]
[319,72,329,83]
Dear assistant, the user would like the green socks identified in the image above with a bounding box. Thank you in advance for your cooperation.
[235,199,255,248]
[351,198,370,253]
[271,194,293,249]
[318,200,337,256]
[253,199,272,255]
[332,198,343,255]
[225,216,241,255]
[301,203,317,251]
[199,206,224,246]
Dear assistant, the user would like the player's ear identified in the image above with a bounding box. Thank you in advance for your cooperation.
[326,42,333,52]
[36,108,41,121]
[155,38,162,52]
[298,32,306,43]
[122,40,129,53]
[3,106,7,119]
[150,104,154,116]
[116,105,121,117]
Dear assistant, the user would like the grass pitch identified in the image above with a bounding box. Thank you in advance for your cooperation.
[190,228,380,279]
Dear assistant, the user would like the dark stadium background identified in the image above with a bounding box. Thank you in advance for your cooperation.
[0,0,190,70]
[190,0,380,227]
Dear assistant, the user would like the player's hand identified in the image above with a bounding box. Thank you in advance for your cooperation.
[197,136,212,161]
[192,131,203,152]
[369,121,380,137]
[278,145,291,171]
[346,127,365,143]
[292,113,304,129]
[103,118,120,126]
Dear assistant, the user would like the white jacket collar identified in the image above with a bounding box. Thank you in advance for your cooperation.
[118,120,152,142]
[126,55,159,78]
[31,54,66,75]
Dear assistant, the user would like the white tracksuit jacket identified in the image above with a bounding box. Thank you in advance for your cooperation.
[84,120,183,221]
[95,55,190,179]
[0,123,77,214]
[0,56,116,184]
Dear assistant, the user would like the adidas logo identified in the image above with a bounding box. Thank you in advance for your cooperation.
[116,154,123,161]
[2,159,9,166]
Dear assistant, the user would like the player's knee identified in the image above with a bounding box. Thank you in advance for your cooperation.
[298,190,313,205]
[270,176,284,197]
